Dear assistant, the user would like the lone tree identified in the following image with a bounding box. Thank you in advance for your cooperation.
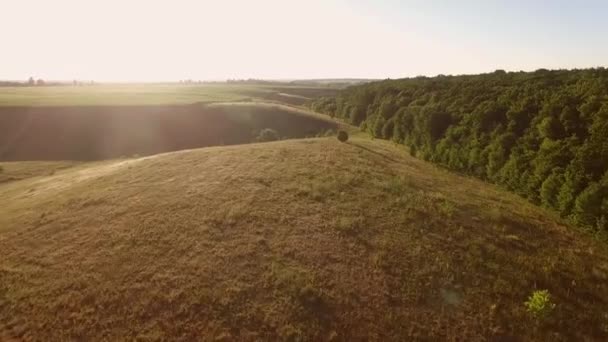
[337,130,349,142]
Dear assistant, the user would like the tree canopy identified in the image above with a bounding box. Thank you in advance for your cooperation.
[312,68,608,232]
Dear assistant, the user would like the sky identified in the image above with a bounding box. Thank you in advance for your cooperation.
[1,0,607,82]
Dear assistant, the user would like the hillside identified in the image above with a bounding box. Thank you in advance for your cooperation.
[1,137,607,341]
[312,68,608,233]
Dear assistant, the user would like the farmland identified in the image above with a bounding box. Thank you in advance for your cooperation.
[0,103,338,161]
[0,83,342,161]
[0,83,339,107]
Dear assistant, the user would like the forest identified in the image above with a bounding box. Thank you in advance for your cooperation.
[312,68,608,233]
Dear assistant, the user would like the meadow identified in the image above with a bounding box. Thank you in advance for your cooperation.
[1,137,607,340]
[1,81,607,340]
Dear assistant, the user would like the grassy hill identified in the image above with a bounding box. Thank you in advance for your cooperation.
[1,137,607,341]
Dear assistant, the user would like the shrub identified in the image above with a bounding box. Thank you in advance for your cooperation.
[256,128,279,142]
[337,130,349,142]
[524,289,555,318]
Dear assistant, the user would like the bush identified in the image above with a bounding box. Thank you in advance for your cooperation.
[337,130,349,142]
[256,128,279,142]
[524,289,555,318]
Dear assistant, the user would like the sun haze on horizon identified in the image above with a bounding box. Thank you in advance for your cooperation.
[1,0,607,82]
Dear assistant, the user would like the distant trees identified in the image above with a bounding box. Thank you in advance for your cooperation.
[0,78,97,87]
[312,68,608,233]
[0,78,53,87]
[24,77,45,86]
[0,81,23,87]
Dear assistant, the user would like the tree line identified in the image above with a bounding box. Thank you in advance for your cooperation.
[312,68,608,233]
[0,77,47,87]
[0,78,97,87]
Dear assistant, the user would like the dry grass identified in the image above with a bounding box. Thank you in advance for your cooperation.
[0,161,79,184]
[1,137,607,341]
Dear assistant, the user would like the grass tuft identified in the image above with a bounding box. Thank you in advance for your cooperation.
[524,289,555,319]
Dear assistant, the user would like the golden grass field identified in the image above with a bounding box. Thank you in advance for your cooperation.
[1,136,607,340]
[0,84,338,107]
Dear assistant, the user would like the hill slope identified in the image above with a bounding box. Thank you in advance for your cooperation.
[312,68,608,231]
[1,137,607,340]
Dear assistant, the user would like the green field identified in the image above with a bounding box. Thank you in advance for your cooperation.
[0,83,337,106]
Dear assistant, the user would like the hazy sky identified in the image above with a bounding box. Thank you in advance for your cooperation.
[1,0,607,81]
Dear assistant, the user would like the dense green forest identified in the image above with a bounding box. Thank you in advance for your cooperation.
[312,68,608,233]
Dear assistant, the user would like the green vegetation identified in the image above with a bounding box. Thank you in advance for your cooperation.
[1,138,607,340]
[312,68,608,233]
[524,290,555,319]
